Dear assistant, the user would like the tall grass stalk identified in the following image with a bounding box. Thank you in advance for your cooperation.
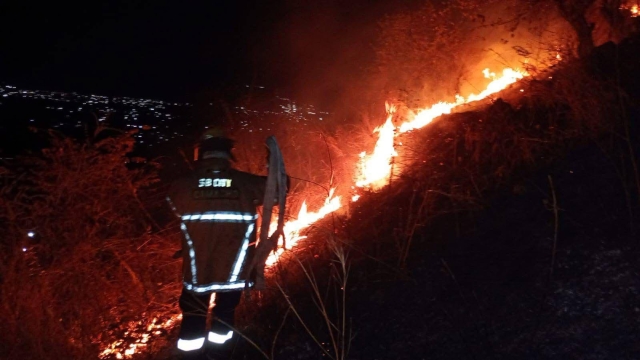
[276,237,352,360]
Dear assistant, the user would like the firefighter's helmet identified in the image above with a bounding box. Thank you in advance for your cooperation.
[194,127,236,161]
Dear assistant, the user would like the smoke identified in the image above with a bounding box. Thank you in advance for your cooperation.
[256,0,394,116]
[452,0,573,98]
[372,0,574,112]
[255,0,573,122]
[235,0,576,202]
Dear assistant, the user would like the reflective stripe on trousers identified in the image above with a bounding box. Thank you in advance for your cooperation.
[208,330,233,344]
[177,289,242,351]
[177,337,205,351]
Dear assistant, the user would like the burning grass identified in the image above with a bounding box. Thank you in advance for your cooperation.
[154,32,640,359]
[348,51,635,266]
[1,22,639,360]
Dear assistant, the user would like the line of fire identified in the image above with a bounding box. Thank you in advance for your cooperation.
[1,1,639,360]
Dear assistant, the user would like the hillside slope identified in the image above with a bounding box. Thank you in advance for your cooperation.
[339,37,640,360]
[240,36,640,360]
[155,35,640,360]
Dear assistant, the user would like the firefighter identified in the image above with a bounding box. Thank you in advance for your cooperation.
[166,128,287,360]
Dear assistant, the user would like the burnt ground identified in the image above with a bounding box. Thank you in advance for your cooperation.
[248,141,640,360]
[118,138,640,360]
[342,143,640,360]
[156,37,640,360]
[254,39,640,359]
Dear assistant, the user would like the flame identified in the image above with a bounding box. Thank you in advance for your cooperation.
[356,67,528,189]
[398,99,462,133]
[101,65,531,358]
[621,2,639,16]
[265,189,341,266]
[99,314,181,359]
[465,68,527,103]
[354,103,398,190]
[98,192,343,358]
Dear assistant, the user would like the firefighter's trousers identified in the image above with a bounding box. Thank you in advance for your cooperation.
[176,288,242,358]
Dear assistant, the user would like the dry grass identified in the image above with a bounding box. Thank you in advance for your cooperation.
[1,32,639,360]
[346,38,639,273]
[231,222,353,360]
[0,128,179,359]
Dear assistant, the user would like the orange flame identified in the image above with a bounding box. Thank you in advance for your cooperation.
[357,67,528,189]
[101,65,530,358]
[465,68,527,103]
[398,99,461,133]
[99,315,181,359]
[355,103,398,190]
[266,188,342,266]
[621,2,639,16]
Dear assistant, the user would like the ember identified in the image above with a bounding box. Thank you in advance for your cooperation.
[99,315,181,359]
[621,2,639,17]
[101,64,531,359]
[356,67,528,190]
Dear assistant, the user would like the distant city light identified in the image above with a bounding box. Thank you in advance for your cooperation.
[2,83,330,153]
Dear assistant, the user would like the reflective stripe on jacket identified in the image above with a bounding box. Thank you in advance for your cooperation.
[167,158,266,293]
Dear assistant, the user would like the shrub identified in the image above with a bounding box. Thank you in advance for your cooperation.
[0,128,179,359]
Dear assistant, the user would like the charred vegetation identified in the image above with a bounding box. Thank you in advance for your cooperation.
[1,3,640,360]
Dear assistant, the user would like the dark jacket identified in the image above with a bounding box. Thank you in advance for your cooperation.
[167,158,266,294]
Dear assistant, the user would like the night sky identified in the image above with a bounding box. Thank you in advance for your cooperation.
[0,1,389,103]
[0,1,286,101]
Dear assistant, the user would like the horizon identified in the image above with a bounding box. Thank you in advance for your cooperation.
[0,0,386,106]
